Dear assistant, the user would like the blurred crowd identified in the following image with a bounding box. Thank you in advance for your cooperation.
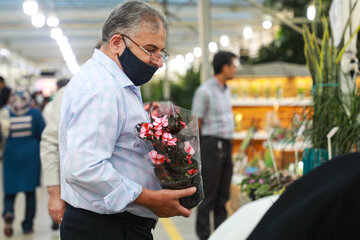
[0,75,69,236]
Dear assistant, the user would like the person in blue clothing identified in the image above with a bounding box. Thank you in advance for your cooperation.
[2,87,45,237]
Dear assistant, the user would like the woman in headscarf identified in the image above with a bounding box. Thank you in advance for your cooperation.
[2,87,45,237]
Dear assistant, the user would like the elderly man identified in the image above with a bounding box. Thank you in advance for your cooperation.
[59,1,196,240]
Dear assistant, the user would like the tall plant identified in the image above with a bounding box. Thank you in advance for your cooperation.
[303,0,360,153]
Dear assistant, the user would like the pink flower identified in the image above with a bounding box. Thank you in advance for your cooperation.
[249,179,255,184]
[186,154,192,164]
[187,169,198,175]
[152,115,169,130]
[162,132,177,146]
[149,150,165,165]
[179,121,186,128]
[139,123,153,138]
[154,130,163,140]
[259,178,264,184]
[184,142,195,155]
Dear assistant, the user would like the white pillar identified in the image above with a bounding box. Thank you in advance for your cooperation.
[198,0,211,83]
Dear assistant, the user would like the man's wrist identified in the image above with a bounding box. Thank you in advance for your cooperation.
[133,187,155,209]
[47,185,61,198]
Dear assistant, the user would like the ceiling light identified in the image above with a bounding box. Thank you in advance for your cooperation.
[155,63,166,75]
[220,35,229,47]
[50,28,63,40]
[0,49,11,58]
[185,53,195,63]
[307,5,316,21]
[56,36,68,46]
[243,27,253,39]
[47,16,59,27]
[208,42,218,53]
[262,20,272,30]
[31,12,46,28]
[175,55,185,63]
[193,47,202,57]
[23,0,38,16]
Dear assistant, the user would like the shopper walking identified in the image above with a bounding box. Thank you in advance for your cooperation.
[59,1,196,240]
[40,78,69,231]
[192,51,238,240]
[0,76,11,109]
[2,87,45,237]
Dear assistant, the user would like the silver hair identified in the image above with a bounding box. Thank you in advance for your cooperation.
[102,0,168,43]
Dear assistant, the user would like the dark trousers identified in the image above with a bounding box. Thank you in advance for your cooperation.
[2,191,36,231]
[61,203,156,240]
[196,136,233,240]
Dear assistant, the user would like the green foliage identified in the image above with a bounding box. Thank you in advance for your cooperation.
[170,66,201,109]
[252,0,333,64]
[141,79,164,103]
[252,26,306,64]
[240,171,293,200]
[141,66,201,110]
[302,0,360,153]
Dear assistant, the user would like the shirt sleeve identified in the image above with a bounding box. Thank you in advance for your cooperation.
[40,88,65,187]
[63,89,142,213]
[192,87,209,119]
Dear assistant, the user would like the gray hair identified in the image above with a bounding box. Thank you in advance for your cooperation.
[102,0,168,43]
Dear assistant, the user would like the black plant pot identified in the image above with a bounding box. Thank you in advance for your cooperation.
[161,172,204,209]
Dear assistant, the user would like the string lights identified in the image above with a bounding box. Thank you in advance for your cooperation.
[22,0,79,74]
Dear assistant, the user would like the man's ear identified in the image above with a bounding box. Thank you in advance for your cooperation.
[221,64,229,74]
[108,34,124,55]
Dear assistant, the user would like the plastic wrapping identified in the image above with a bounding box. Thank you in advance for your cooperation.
[135,101,204,209]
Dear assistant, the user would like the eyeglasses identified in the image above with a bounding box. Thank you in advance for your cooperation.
[121,34,169,61]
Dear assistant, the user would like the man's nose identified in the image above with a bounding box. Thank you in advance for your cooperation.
[150,56,163,68]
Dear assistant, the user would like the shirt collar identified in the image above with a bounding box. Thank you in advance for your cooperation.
[92,49,134,88]
[211,76,227,91]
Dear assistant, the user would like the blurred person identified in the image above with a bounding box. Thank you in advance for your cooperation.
[31,91,45,111]
[42,78,70,123]
[0,76,11,109]
[40,78,69,231]
[59,1,196,239]
[192,51,238,240]
[2,87,45,237]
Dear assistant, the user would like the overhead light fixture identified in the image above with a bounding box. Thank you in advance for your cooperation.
[307,5,316,21]
[243,27,253,39]
[193,47,202,58]
[50,28,63,40]
[56,36,68,46]
[175,55,185,63]
[23,0,39,16]
[0,48,11,58]
[185,52,195,63]
[155,63,166,75]
[262,20,272,30]
[208,42,218,53]
[220,35,229,47]
[47,15,60,27]
[31,12,46,28]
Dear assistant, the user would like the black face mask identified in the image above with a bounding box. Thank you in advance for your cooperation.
[117,47,158,86]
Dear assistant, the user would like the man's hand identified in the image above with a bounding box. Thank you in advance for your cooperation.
[47,186,65,224]
[134,187,197,218]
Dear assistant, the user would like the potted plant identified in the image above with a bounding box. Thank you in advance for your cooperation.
[136,101,204,209]
[302,0,360,173]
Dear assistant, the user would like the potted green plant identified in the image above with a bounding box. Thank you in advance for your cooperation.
[302,0,360,174]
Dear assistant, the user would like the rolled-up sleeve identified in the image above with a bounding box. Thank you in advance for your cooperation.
[63,89,142,213]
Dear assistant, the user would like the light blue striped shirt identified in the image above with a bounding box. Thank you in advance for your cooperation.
[59,49,161,220]
[192,77,234,140]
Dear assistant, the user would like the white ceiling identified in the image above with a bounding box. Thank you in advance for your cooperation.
[0,0,269,73]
